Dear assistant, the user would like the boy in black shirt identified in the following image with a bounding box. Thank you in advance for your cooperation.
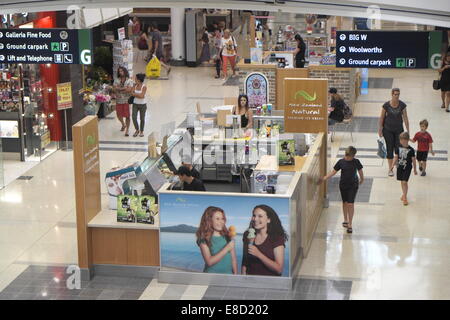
[320,146,364,233]
[177,166,206,192]
[390,132,417,206]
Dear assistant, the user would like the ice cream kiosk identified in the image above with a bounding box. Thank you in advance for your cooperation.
[157,78,328,290]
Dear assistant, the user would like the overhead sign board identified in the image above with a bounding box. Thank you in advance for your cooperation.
[336,31,429,69]
[0,28,92,65]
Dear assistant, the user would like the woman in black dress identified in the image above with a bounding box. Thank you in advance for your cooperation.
[293,34,306,68]
[439,53,450,111]
[378,88,410,177]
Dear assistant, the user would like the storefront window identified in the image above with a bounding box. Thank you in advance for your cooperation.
[0,63,58,162]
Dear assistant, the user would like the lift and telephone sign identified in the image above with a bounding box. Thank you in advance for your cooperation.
[336,31,429,69]
[0,29,92,65]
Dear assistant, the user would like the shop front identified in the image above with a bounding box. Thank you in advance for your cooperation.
[0,12,61,162]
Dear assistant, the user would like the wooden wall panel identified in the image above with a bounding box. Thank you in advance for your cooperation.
[92,228,128,265]
[126,230,160,266]
[276,68,309,110]
[73,116,101,269]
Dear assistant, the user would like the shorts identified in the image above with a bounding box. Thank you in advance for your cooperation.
[339,186,359,203]
[416,151,429,162]
[397,166,412,182]
[116,103,130,118]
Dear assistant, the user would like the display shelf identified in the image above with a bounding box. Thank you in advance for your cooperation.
[88,209,160,230]
[112,40,134,82]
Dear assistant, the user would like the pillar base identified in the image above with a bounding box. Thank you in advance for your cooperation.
[170,59,186,67]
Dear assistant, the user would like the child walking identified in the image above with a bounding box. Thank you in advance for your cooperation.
[391,132,417,206]
[412,119,434,177]
[196,206,238,274]
[321,146,364,234]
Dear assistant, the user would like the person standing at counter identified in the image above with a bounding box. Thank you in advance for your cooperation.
[177,166,206,191]
[130,73,147,137]
[378,88,410,177]
[232,94,253,130]
[293,34,306,68]
[113,67,133,137]
[242,205,288,276]
[196,206,238,274]
[320,146,364,234]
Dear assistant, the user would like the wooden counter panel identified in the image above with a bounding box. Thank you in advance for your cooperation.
[237,61,277,69]
[127,229,160,266]
[276,68,309,110]
[91,228,160,266]
[92,228,127,265]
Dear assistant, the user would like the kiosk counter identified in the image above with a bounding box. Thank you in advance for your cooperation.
[74,113,327,289]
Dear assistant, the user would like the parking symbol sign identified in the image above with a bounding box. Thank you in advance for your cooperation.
[60,42,69,51]
[54,54,63,63]
[406,58,416,68]
[64,54,73,63]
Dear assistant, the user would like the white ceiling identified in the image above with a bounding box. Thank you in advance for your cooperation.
[0,0,449,28]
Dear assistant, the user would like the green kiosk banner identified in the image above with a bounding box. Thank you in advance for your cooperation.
[0,28,92,65]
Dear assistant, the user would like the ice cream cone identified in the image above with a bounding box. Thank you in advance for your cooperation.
[247,227,256,245]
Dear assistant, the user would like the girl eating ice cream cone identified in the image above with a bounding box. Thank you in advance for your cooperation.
[196,206,238,274]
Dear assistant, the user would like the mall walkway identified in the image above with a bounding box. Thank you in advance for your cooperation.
[0,66,449,300]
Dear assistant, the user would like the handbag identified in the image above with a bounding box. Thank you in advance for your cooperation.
[433,79,441,90]
[128,95,135,104]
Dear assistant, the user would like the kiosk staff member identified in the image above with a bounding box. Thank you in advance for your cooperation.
[177,166,206,191]
[181,155,201,179]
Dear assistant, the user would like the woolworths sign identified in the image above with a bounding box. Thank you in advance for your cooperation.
[0,28,92,65]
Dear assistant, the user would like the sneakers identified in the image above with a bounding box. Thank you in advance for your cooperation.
[421,171,426,176]
[388,170,394,177]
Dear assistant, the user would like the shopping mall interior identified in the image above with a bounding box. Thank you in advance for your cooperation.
[0,1,449,301]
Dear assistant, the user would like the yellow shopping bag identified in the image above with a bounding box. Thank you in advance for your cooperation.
[146,56,161,78]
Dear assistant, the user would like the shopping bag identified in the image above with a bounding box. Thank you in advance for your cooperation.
[377,137,387,159]
[146,56,161,78]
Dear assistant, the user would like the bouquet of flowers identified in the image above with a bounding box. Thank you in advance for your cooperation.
[95,93,111,103]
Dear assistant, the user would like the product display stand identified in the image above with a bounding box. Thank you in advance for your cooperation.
[113,40,134,82]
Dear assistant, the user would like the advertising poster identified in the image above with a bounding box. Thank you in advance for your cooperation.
[56,82,73,110]
[117,195,138,223]
[244,72,269,109]
[136,195,158,224]
[160,193,290,277]
[278,139,295,165]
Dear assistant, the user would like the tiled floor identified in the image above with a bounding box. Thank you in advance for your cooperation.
[0,266,151,300]
[0,64,449,300]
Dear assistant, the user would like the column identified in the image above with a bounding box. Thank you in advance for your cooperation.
[171,7,186,66]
